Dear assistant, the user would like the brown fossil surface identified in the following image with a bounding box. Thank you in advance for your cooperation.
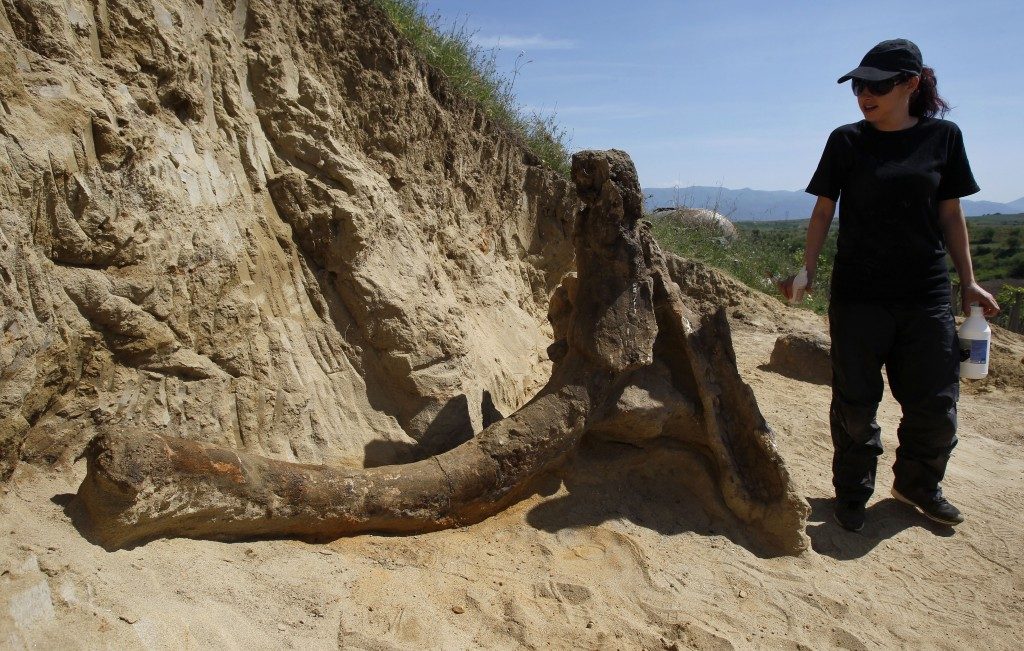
[73,150,809,555]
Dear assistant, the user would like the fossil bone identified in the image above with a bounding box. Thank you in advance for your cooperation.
[72,150,808,554]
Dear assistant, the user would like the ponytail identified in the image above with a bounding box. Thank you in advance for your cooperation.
[910,66,951,118]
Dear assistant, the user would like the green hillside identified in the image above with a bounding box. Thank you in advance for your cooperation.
[651,213,1024,319]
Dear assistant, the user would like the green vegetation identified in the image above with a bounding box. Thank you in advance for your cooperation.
[373,0,571,175]
[960,214,1024,283]
[650,216,838,314]
[652,212,1024,318]
[996,284,1024,307]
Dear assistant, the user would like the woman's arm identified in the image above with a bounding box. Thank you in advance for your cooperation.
[803,196,837,287]
[938,198,1000,316]
[780,196,835,301]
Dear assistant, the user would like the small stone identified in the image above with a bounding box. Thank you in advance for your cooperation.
[586,620,595,629]
[277,623,286,632]
[738,590,747,598]
[452,605,465,614]
[767,332,832,385]
[9,580,55,630]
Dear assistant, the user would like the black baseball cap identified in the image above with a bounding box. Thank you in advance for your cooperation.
[837,39,923,83]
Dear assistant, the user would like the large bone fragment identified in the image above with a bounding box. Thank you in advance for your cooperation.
[76,384,588,546]
[72,150,808,554]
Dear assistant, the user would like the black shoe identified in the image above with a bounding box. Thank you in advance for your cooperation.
[833,500,865,532]
[891,487,964,526]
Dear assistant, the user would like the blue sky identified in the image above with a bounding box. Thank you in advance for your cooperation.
[422,0,1023,203]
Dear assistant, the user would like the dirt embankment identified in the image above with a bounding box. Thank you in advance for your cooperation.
[3,0,1023,648]
[4,291,1021,649]
[1,0,575,479]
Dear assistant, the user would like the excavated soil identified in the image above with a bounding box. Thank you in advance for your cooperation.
[4,302,1023,649]
[1,0,575,481]
[3,0,1023,647]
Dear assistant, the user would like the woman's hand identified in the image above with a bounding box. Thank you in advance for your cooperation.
[961,281,1000,317]
[777,270,815,303]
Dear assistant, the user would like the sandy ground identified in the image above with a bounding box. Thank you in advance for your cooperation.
[3,309,1023,650]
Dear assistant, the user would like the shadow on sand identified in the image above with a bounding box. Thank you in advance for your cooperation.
[805,496,955,560]
[363,391,506,468]
[525,438,786,559]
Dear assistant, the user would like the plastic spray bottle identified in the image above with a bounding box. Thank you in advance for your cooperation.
[958,304,991,380]
[790,267,808,304]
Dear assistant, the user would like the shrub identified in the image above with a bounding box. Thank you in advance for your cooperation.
[651,218,837,315]
[373,0,571,175]
[1009,256,1024,279]
[995,246,1018,260]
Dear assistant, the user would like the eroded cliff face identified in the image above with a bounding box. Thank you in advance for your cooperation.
[0,0,576,478]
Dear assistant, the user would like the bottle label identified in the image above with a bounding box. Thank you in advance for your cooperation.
[960,338,988,364]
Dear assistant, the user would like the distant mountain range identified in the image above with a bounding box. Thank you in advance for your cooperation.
[643,186,1024,221]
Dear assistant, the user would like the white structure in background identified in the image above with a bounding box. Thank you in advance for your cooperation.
[649,207,738,242]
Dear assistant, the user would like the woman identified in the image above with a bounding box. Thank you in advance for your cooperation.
[781,39,1000,532]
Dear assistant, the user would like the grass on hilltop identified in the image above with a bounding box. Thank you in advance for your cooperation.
[651,216,837,314]
[373,0,571,175]
[652,213,1024,324]
[963,215,1024,282]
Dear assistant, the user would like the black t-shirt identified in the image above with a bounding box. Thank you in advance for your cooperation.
[806,117,979,305]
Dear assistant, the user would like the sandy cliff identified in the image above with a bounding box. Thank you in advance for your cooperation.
[0,0,575,478]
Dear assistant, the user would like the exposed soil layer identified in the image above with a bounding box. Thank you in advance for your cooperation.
[3,0,1023,647]
[1,0,574,480]
[4,310,1022,649]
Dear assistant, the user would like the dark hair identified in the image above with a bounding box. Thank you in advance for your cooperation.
[910,66,950,118]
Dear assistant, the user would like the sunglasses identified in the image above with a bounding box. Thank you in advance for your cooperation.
[851,75,909,96]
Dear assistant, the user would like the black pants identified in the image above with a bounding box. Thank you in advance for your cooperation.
[828,301,959,504]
